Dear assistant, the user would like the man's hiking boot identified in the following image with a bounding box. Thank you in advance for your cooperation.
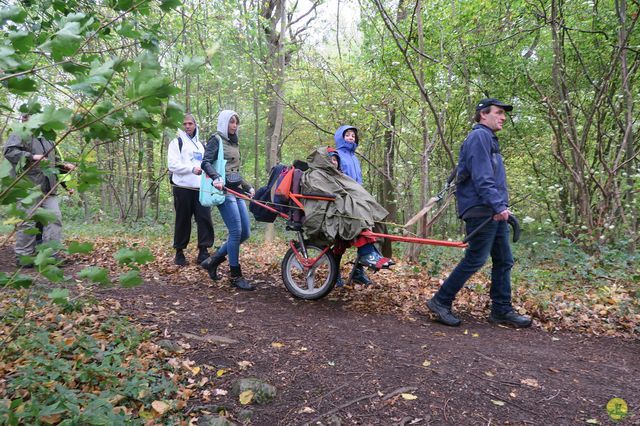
[201,252,226,281]
[174,249,187,266]
[426,297,461,327]
[196,248,210,264]
[488,310,532,328]
[229,265,255,291]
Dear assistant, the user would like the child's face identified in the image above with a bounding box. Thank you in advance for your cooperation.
[329,155,339,169]
[343,130,356,144]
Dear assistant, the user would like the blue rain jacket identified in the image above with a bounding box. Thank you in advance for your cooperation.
[455,124,509,218]
[334,125,362,184]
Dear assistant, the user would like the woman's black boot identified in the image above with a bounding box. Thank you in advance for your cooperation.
[201,252,226,281]
[230,265,255,291]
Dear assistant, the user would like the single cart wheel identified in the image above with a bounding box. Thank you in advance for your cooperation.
[281,243,338,300]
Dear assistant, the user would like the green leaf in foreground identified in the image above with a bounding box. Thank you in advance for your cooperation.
[119,270,142,288]
[182,56,206,74]
[159,0,182,12]
[0,5,27,24]
[78,266,111,286]
[41,265,64,283]
[67,241,94,254]
[31,207,59,226]
[0,272,33,289]
[114,247,154,266]
[48,288,69,304]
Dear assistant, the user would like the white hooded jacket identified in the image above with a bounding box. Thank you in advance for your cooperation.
[167,128,204,189]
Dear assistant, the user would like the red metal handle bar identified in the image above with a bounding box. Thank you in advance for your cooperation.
[361,230,467,248]
[224,187,289,219]
[225,187,467,248]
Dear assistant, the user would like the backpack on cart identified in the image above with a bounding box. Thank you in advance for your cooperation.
[249,163,288,222]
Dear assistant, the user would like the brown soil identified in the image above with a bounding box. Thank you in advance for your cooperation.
[2,245,638,425]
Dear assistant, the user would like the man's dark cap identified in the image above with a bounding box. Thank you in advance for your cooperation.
[475,98,513,112]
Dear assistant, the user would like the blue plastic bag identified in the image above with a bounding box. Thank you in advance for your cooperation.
[199,135,226,207]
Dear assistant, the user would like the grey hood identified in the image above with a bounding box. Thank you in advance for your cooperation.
[216,110,238,140]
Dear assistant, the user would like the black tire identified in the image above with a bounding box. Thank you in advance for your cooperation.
[281,243,338,300]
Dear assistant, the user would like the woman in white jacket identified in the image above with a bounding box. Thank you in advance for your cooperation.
[167,113,214,266]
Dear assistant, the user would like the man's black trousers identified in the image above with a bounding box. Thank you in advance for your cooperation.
[172,186,214,250]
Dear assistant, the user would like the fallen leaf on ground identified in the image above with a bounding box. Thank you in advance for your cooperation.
[237,360,252,369]
[298,406,316,414]
[422,360,431,367]
[491,399,505,406]
[151,400,170,415]
[272,342,285,348]
[239,390,254,405]
[401,393,418,400]
[520,378,540,388]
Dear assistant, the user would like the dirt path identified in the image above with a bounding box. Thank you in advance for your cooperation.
[97,276,638,425]
[2,243,637,424]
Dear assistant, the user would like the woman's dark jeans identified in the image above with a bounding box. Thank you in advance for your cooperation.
[433,217,514,315]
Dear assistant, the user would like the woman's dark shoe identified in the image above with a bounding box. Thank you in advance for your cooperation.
[335,275,346,287]
[196,248,210,264]
[229,265,255,291]
[174,249,187,266]
[357,252,393,270]
[352,265,372,286]
[201,252,227,281]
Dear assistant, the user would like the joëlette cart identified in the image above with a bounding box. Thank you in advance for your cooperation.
[224,166,467,300]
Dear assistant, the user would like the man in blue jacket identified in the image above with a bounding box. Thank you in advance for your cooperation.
[426,99,532,328]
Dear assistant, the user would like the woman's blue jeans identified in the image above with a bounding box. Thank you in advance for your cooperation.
[433,217,514,315]
[216,194,250,267]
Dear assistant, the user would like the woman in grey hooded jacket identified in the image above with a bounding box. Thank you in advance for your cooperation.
[201,110,255,291]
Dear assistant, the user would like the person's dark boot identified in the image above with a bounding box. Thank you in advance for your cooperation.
[488,310,532,328]
[201,252,226,281]
[196,247,210,264]
[426,297,462,327]
[333,253,345,287]
[352,265,372,286]
[174,249,187,266]
[229,265,255,291]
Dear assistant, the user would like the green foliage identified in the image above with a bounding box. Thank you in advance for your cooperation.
[0,272,33,289]
[114,247,154,266]
[118,270,143,288]
[0,297,188,424]
[78,266,112,286]
[48,288,70,305]
[67,241,94,254]
[0,0,185,229]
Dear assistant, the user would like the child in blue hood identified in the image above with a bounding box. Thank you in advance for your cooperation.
[334,125,362,184]
[333,125,372,286]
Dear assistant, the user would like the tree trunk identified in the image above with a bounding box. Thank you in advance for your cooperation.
[262,0,287,242]
[380,107,396,258]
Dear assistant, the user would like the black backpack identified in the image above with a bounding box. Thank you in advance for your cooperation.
[249,163,288,223]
